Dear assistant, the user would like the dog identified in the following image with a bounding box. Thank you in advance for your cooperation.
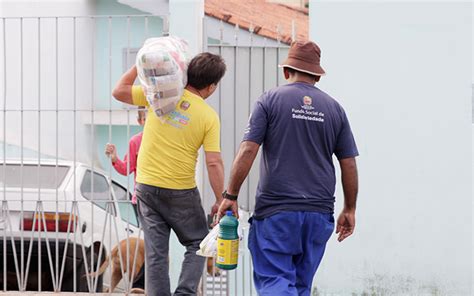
[206,256,221,277]
[89,237,220,294]
[88,237,146,293]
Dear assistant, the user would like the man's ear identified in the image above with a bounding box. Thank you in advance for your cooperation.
[283,68,290,80]
[206,83,218,97]
[205,84,214,96]
[315,75,321,83]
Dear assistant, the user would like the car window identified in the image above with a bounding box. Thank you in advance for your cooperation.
[112,182,139,227]
[0,164,69,189]
[111,182,131,201]
[80,170,115,215]
[117,201,139,227]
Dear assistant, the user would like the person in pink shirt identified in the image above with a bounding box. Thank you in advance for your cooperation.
[105,108,146,204]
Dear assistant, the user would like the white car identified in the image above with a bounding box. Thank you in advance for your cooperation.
[0,159,141,292]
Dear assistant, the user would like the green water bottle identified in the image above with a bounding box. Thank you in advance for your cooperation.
[216,210,239,270]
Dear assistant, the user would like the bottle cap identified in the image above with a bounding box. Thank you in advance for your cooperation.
[226,210,233,216]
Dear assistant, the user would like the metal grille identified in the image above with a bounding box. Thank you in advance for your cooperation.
[0,14,164,293]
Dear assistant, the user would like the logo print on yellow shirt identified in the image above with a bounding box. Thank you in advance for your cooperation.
[165,110,190,129]
[180,101,191,111]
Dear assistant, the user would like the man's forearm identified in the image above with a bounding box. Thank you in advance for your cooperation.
[207,162,225,202]
[339,157,358,211]
[227,141,259,196]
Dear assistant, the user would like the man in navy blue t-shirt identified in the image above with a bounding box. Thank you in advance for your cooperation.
[218,41,359,296]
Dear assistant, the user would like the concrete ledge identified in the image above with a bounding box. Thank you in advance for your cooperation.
[0,293,142,295]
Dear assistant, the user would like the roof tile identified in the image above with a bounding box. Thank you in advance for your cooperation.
[205,0,308,44]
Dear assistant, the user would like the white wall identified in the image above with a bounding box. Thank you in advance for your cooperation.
[169,0,204,56]
[310,1,471,295]
[0,0,94,18]
[0,0,95,164]
[118,0,169,16]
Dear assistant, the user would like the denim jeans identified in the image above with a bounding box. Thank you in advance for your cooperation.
[136,183,208,296]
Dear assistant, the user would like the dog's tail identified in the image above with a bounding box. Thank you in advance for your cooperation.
[84,255,110,278]
[130,287,146,294]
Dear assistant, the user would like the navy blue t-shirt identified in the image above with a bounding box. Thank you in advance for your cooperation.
[243,82,358,219]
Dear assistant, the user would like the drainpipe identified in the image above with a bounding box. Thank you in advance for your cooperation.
[169,0,204,56]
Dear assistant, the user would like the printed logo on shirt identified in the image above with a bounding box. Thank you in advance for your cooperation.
[302,96,315,111]
[180,100,191,111]
[291,96,325,123]
[165,110,190,129]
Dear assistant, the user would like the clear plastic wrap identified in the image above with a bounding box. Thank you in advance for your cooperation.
[136,36,190,117]
[197,209,247,258]
[196,224,220,258]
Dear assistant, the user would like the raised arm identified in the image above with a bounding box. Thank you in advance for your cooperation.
[105,142,136,176]
[115,139,138,176]
[336,157,358,242]
[112,66,138,105]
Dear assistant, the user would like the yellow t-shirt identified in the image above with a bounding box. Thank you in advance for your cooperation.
[132,86,220,189]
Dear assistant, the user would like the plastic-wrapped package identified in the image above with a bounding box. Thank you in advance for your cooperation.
[196,224,220,258]
[136,36,190,117]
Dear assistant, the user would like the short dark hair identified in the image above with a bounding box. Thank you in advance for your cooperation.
[284,67,319,81]
[187,53,226,90]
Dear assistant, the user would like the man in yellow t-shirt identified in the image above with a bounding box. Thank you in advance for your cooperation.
[112,53,226,296]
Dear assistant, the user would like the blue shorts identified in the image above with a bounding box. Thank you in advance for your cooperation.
[248,211,334,296]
